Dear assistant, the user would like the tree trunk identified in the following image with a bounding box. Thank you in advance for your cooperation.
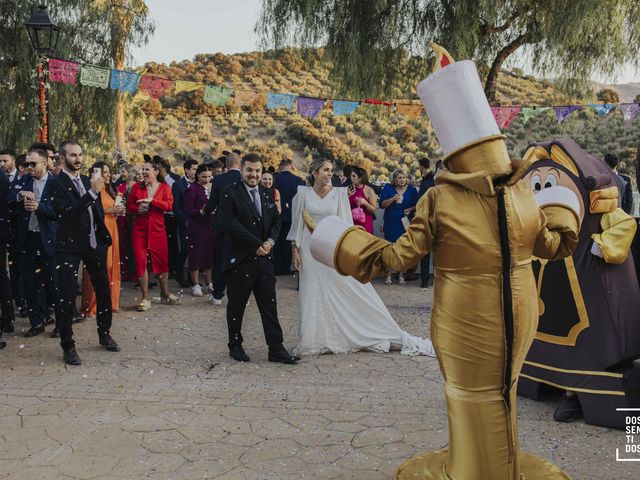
[115,89,126,153]
[484,33,531,103]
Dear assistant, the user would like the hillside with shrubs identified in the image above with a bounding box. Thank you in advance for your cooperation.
[124,48,639,182]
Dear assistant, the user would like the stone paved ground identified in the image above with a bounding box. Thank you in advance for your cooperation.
[0,275,636,479]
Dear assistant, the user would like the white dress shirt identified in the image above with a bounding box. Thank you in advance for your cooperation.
[27,175,49,232]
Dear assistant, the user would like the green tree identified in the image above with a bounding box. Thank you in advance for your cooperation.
[90,0,154,154]
[257,0,640,102]
[596,88,620,104]
[0,1,152,155]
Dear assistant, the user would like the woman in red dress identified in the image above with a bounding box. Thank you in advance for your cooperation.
[127,159,181,311]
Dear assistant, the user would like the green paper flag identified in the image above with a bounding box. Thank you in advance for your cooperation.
[203,85,232,106]
[80,65,111,89]
[521,107,549,122]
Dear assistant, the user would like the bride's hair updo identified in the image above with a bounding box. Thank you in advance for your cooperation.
[306,158,333,186]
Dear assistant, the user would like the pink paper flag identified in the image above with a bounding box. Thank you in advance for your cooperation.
[48,59,80,85]
[491,106,521,129]
[139,75,174,99]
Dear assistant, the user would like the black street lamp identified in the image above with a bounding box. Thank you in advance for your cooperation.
[25,4,60,57]
[25,5,60,143]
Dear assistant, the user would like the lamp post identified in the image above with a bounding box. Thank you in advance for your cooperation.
[25,5,60,143]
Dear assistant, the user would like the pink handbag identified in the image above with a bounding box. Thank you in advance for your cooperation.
[351,206,366,224]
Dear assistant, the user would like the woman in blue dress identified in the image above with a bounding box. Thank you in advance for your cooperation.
[379,169,419,285]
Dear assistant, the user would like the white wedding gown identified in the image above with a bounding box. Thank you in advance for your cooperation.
[287,186,435,356]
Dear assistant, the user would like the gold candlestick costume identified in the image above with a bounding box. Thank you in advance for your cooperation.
[308,136,580,479]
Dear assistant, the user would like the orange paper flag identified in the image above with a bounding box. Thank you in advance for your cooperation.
[395,102,423,119]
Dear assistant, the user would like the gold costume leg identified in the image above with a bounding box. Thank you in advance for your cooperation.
[396,273,571,480]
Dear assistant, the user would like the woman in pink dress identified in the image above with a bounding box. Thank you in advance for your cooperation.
[347,166,377,234]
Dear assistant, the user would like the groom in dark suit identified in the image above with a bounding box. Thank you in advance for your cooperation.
[218,154,299,364]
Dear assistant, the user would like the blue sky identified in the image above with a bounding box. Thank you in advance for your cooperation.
[133,0,638,84]
[131,0,261,65]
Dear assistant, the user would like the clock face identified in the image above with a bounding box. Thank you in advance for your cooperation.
[524,165,585,223]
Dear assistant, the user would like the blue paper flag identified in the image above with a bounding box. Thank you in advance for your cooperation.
[266,93,296,111]
[333,100,360,116]
[590,104,616,116]
[110,69,140,95]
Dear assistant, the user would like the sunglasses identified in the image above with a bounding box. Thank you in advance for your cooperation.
[24,161,42,168]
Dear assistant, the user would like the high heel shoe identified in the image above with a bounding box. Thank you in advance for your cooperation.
[161,293,181,305]
[136,299,151,311]
[398,274,406,286]
[385,274,393,285]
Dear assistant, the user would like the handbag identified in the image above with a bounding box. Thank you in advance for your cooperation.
[351,206,366,223]
[401,215,411,231]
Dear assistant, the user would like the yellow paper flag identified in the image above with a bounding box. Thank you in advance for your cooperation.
[174,81,202,94]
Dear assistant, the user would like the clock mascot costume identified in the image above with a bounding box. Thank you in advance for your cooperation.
[518,138,640,429]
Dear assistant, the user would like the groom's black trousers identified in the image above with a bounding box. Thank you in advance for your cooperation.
[224,256,284,349]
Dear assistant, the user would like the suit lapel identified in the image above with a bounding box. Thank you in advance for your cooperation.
[61,172,81,199]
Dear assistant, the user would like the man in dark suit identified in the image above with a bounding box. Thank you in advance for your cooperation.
[273,159,305,275]
[203,152,242,305]
[417,157,436,288]
[48,139,120,365]
[0,169,13,348]
[172,158,198,288]
[217,154,299,364]
[7,148,60,337]
[604,153,634,214]
[0,148,27,321]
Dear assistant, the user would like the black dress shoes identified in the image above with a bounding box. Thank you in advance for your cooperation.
[50,326,59,338]
[99,334,121,352]
[63,348,81,365]
[2,324,15,333]
[554,393,582,422]
[268,346,300,365]
[0,341,6,349]
[25,324,45,337]
[229,345,251,362]
[72,314,85,324]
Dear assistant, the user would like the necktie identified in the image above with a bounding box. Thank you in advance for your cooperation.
[250,188,262,218]
[27,179,43,232]
[73,176,97,249]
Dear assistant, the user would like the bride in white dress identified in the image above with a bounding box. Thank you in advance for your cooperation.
[287,158,435,356]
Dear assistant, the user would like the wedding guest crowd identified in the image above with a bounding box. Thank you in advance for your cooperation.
[0,139,455,363]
